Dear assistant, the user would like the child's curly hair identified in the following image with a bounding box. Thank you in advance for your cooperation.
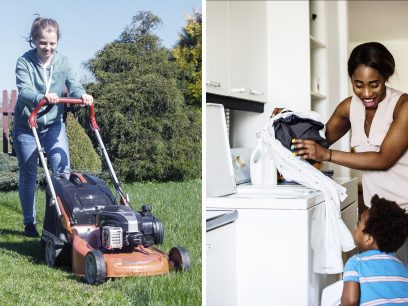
[363,195,408,253]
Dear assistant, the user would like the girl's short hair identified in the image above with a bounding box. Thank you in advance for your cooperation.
[348,42,395,81]
[27,14,60,48]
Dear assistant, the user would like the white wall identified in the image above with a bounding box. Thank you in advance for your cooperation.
[230,1,311,149]
[325,1,351,178]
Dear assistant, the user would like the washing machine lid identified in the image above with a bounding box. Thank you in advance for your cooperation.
[206,184,324,210]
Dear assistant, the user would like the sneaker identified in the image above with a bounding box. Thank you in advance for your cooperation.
[25,223,39,238]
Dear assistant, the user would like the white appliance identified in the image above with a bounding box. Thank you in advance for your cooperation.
[206,103,236,198]
[205,103,358,305]
[206,210,239,306]
[207,179,358,306]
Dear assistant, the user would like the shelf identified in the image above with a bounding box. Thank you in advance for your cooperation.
[311,91,326,99]
[310,35,326,49]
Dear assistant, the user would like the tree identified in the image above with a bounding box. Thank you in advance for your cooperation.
[79,11,201,182]
[172,7,202,109]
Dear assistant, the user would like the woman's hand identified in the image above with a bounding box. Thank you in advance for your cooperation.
[81,94,93,107]
[44,93,59,105]
[293,139,331,162]
[270,107,285,118]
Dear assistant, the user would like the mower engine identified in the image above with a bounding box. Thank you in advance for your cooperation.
[96,205,164,249]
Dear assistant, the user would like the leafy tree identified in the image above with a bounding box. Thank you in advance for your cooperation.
[172,7,202,108]
[79,11,201,182]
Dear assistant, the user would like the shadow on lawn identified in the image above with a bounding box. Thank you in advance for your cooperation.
[0,238,73,275]
[0,239,45,264]
[0,228,24,236]
[0,229,49,267]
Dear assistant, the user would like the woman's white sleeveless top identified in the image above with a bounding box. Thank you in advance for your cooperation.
[350,86,408,210]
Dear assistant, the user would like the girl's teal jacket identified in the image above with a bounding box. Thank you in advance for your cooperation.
[14,49,86,132]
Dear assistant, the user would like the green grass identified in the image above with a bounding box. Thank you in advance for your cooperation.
[0,180,202,305]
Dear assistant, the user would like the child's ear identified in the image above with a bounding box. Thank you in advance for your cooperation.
[365,234,375,246]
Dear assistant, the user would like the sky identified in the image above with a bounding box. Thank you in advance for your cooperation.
[0,0,201,97]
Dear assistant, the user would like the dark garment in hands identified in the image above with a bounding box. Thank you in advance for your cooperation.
[273,114,330,165]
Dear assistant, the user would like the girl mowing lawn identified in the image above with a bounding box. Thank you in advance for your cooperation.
[13,14,93,237]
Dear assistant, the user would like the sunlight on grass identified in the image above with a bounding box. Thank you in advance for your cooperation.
[0,180,202,305]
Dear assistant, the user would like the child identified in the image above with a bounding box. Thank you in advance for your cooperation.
[13,14,93,237]
[341,195,408,305]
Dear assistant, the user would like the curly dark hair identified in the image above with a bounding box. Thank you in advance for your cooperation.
[363,195,408,253]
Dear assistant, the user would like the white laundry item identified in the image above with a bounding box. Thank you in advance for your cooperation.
[261,107,356,274]
[321,280,343,306]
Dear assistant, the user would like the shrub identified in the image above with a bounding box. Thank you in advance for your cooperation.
[65,112,101,172]
[0,153,48,191]
[0,152,18,172]
[8,121,14,151]
[80,11,202,182]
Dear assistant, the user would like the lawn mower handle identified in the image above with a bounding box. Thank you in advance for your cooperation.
[29,98,99,131]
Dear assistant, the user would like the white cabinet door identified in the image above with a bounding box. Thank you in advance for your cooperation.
[341,201,358,262]
[228,1,250,100]
[248,1,268,103]
[206,1,229,96]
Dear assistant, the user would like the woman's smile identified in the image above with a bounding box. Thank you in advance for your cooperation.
[362,98,376,107]
[352,64,386,109]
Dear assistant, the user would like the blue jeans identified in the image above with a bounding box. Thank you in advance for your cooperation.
[13,122,70,225]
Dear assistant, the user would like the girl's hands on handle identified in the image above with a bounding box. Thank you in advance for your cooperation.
[44,93,59,105]
[81,94,93,107]
[292,139,331,162]
[270,107,285,118]
[43,93,93,107]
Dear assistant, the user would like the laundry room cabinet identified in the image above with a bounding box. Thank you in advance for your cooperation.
[206,1,268,103]
[206,1,228,96]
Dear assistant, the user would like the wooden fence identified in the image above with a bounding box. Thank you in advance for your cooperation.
[1,90,16,155]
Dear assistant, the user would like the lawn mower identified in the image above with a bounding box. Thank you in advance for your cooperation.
[29,99,190,285]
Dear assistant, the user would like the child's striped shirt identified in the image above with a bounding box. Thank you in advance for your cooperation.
[343,249,408,305]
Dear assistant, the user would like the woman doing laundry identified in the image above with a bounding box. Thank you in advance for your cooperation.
[13,15,93,237]
[272,42,408,266]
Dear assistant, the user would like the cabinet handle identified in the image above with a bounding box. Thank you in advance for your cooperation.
[238,88,249,93]
[250,90,263,95]
[206,81,221,87]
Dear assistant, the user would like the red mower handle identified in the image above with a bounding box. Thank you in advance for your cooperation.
[29,98,99,131]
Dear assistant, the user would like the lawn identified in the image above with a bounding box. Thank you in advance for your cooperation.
[0,180,202,305]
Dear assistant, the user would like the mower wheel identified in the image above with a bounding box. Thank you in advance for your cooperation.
[84,250,106,285]
[169,246,191,272]
[45,236,64,267]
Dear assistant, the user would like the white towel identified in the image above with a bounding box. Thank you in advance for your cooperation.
[262,107,356,274]
[321,280,343,306]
